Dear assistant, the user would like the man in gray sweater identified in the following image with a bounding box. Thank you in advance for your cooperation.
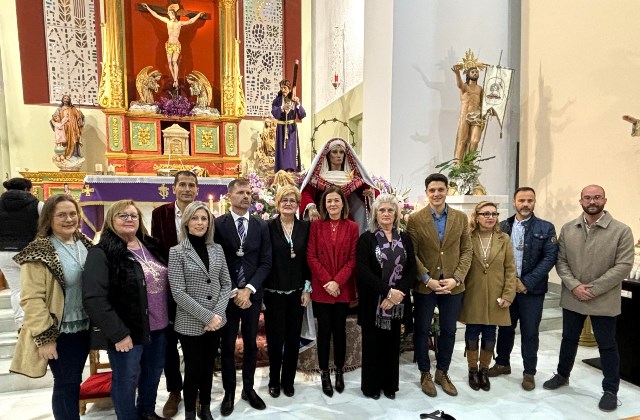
[543,185,634,412]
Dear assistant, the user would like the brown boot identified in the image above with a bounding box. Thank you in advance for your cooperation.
[479,341,495,392]
[522,373,536,391]
[163,391,181,417]
[487,363,511,377]
[420,371,437,397]
[465,339,480,391]
[435,369,458,396]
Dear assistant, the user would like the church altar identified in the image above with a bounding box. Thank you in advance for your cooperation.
[78,175,233,238]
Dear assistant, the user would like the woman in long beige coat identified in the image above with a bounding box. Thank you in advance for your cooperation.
[459,201,516,392]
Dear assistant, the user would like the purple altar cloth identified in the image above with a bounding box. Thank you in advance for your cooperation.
[79,175,233,239]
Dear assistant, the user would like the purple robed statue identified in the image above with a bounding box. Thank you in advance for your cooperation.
[272,79,306,172]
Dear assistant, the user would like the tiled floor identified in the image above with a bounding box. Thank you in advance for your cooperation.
[1,329,639,419]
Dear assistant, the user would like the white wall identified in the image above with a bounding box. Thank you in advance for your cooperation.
[388,0,519,202]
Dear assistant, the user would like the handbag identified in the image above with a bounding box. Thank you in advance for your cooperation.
[300,303,316,340]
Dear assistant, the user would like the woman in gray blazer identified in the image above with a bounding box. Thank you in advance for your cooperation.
[168,201,232,420]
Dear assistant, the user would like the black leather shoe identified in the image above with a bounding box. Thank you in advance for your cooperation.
[241,389,266,410]
[184,410,196,420]
[198,404,214,420]
[363,390,380,400]
[383,390,396,400]
[321,370,333,397]
[335,368,345,393]
[220,393,235,417]
[283,386,295,397]
[269,385,281,398]
[139,414,168,420]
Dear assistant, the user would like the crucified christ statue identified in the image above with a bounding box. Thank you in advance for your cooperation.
[141,3,204,88]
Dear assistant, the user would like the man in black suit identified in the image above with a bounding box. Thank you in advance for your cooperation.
[151,170,199,417]
[214,178,272,416]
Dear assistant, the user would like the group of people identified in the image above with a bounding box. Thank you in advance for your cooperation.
[3,158,634,418]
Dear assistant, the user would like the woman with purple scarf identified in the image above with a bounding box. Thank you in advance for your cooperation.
[356,194,416,399]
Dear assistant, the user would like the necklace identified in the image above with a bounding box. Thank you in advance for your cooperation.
[478,233,493,268]
[52,236,85,271]
[330,220,340,232]
[130,239,161,284]
[281,219,296,259]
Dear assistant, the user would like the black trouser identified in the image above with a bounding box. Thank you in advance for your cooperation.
[164,325,183,393]
[220,300,261,393]
[313,301,349,371]
[361,320,401,395]
[264,290,305,388]
[178,331,220,411]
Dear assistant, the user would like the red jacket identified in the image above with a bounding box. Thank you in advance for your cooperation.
[307,219,358,303]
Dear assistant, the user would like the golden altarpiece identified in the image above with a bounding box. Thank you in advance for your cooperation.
[99,0,246,176]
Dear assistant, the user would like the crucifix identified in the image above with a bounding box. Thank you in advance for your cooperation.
[138,2,210,89]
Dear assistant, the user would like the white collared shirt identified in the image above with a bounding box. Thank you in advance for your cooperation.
[228,210,255,295]
[174,202,183,241]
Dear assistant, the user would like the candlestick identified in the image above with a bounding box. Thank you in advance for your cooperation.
[107,164,115,175]
[208,194,214,213]
[95,164,103,174]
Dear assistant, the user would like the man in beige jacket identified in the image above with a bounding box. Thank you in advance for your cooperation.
[543,185,634,413]
[407,173,472,397]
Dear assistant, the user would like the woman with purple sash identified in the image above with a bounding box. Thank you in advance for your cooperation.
[356,194,416,399]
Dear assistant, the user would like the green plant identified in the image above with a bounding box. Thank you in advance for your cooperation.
[435,151,495,195]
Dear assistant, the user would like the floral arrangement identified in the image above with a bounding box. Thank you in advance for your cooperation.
[371,175,415,229]
[156,96,195,117]
[247,172,278,220]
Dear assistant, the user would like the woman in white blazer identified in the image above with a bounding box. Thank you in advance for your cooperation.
[168,201,231,420]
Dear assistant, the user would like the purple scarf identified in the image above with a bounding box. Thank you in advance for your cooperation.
[374,228,406,330]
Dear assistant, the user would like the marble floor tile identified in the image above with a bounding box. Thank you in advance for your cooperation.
[1,330,639,419]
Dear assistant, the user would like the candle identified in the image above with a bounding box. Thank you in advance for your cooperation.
[95,164,103,174]
[208,194,214,213]
[107,164,115,175]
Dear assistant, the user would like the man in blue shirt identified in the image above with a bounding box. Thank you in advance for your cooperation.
[407,173,472,397]
[487,187,558,391]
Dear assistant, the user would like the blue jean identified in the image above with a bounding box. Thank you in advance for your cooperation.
[495,293,545,374]
[48,330,90,420]
[464,324,497,343]
[413,291,463,372]
[107,329,167,419]
[557,309,620,393]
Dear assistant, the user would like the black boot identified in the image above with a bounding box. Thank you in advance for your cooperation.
[335,368,345,393]
[321,370,334,397]
[469,368,480,391]
[198,404,214,420]
[185,411,196,420]
[479,339,495,392]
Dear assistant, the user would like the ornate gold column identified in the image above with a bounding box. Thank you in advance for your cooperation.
[579,316,597,347]
[98,0,127,110]
[219,0,246,117]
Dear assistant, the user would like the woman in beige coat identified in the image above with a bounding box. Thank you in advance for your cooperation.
[459,201,516,392]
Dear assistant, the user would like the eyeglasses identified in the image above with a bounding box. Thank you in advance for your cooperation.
[377,208,396,214]
[477,212,499,218]
[581,195,604,202]
[116,213,139,221]
[280,199,298,205]
[54,212,78,220]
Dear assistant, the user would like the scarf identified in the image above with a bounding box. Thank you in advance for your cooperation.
[374,228,406,330]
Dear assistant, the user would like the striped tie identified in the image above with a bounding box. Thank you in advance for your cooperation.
[237,217,247,288]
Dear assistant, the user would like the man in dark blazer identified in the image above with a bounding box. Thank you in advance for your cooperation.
[151,170,199,417]
[214,178,272,416]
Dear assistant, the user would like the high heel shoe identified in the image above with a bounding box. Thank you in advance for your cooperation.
[335,368,345,393]
[321,370,334,397]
